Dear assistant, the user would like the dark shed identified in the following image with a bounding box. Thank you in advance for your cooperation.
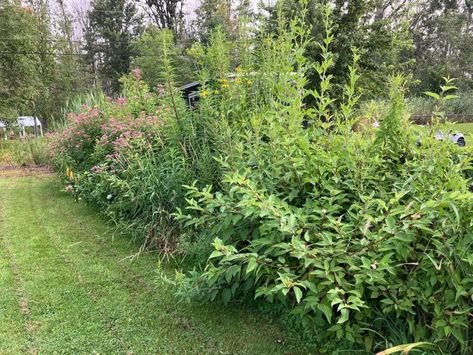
[179,81,201,107]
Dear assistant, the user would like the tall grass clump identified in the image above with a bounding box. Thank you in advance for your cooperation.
[49,2,473,353]
[408,91,473,117]
[0,139,49,166]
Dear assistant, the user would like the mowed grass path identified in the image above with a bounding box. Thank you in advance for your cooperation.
[0,174,301,354]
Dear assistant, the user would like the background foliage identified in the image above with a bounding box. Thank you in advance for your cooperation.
[2,0,473,129]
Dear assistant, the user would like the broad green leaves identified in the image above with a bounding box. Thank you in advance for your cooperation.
[175,36,473,355]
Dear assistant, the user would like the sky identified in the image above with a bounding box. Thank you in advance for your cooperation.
[66,1,220,16]
[63,0,271,38]
[65,0,271,18]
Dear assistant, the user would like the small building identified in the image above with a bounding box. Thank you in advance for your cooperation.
[179,81,201,107]
[17,116,43,138]
[0,120,6,140]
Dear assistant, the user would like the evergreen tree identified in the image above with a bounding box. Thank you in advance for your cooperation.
[84,0,142,93]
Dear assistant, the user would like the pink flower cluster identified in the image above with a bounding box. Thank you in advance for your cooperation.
[91,165,104,174]
[49,83,164,176]
[131,68,142,79]
[115,97,127,106]
[97,115,162,153]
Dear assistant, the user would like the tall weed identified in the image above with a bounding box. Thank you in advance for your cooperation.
[0,139,49,166]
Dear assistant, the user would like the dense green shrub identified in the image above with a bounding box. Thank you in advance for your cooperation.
[50,53,220,248]
[171,9,473,355]
[50,4,473,353]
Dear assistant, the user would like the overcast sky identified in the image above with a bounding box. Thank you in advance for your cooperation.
[61,0,273,38]
[65,0,272,17]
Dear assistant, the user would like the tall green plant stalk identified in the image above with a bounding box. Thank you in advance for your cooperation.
[159,30,182,131]
[424,76,458,135]
[338,48,361,126]
[309,5,335,129]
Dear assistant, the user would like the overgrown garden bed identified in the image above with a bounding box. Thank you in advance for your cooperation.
[48,8,473,354]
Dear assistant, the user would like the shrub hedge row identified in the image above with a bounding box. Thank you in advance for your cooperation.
[50,8,473,353]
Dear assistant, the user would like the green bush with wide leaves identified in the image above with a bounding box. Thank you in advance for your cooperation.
[50,4,473,353]
[172,8,473,354]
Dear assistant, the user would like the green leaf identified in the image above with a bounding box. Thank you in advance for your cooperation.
[317,303,332,323]
[246,258,257,274]
[441,85,457,93]
[444,94,458,101]
[447,201,460,225]
[293,286,303,303]
[222,288,232,305]
[451,328,464,343]
[423,91,440,100]
[209,250,223,259]
[225,265,241,283]
[337,308,349,324]
[364,336,373,351]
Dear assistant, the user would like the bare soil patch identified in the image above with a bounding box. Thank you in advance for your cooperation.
[0,165,52,178]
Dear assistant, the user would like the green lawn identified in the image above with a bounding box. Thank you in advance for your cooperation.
[0,174,304,354]
[416,122,473,145]
[444,122,473,135]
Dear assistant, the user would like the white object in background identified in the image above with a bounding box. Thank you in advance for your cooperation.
[0,120,6,140]
[434,130,466,147]
[17,116,43,138]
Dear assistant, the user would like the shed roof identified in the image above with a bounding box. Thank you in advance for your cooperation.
[179,81,201,91]
[18,116,42,127]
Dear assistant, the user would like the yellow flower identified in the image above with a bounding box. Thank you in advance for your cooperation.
[235,66,242,73]
[235,78,242,84]
[66,167,74,179]
[221,79,230,88]
[201,89,210,98]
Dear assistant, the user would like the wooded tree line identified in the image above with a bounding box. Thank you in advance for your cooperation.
[1,0,472,126]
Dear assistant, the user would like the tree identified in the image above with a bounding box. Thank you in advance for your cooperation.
[84,0,142,93]
[194,0,234,43]
[0,1,41,122]
[410,0,473,93]
[266,0,413,99]
[131,26,191,88]
[0,0,88,127]
[142,0,184,37]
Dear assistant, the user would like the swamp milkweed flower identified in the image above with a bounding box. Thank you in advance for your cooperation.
[131,68,142,79]
[115,97,127,105]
